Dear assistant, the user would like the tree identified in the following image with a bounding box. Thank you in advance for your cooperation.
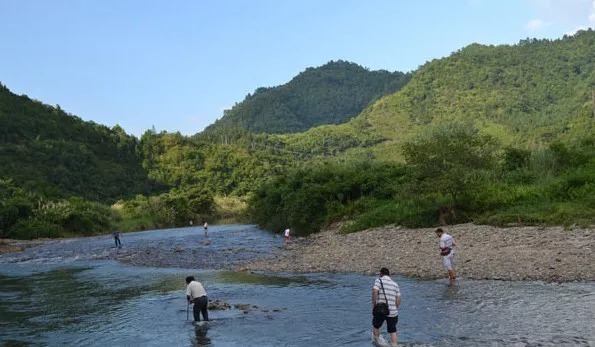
[402,123,498,222]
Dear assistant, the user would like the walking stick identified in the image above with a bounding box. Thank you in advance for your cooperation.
[186,301,189,321]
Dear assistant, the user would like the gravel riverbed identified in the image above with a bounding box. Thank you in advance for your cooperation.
[2,223,593,282]
[236,223,594,282]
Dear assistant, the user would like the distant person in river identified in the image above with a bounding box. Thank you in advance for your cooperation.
[284,228,291,244]
[203,221,208,237]
[435,228,456,285]
[113,230,122,248]
[372,267,401,346]
[186,276,209,322]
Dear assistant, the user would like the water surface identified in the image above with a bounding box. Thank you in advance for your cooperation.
[1,225,593,346]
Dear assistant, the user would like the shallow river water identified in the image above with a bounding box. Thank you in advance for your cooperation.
[1,225,594,346]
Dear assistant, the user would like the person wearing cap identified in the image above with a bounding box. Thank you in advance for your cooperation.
[435,228,457,285]
[186,276,209,322]
[372,267,402,346]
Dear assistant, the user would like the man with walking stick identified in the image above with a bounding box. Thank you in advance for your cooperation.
[185,276,209,323]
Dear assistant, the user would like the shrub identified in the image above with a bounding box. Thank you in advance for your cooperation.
[9,219,62,239]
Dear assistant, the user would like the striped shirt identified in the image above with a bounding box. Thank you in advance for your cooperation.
[373,276,401,317]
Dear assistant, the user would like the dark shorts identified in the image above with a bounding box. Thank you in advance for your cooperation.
[372,315,398,333]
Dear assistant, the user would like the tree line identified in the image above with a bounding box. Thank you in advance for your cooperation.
[1,31,593,239]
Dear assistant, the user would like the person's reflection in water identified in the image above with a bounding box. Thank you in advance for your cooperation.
[443,283,460,300]
[192,323,211,346]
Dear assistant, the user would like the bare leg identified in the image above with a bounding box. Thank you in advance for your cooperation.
[389,331,398,345]
[373,327,380,340]
[448,269,456,285]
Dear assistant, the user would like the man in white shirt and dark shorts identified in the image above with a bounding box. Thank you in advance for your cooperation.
[436,228,456,285]
[372,267,402,346]
[186,276,209,322]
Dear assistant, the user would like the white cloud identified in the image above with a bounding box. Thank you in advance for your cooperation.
[526,0,594,30]
[565,26,588,35]
[527,18,545,31]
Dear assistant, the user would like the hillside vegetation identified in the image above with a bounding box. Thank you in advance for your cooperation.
[202,60,410,134]
[359,31,594,160]
[250,30,595,234]
[0,84,159,201]
[1,31,594,239]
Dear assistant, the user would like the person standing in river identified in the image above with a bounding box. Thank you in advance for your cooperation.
[203,221,208,237]
[113,230,122,248]
[186,276,209,323]
[284,227,291,244]
[372,267,401,346]
[436,228,456,285]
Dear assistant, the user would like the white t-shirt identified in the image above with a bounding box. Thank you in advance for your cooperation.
[186,281,207,299]
[439,233,455,252]
[284,228,290,237]
[373,276,401,317]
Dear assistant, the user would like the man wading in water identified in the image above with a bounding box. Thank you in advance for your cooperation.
[372,267,401,346]
[435,228,457,285]
[186,276,209,323]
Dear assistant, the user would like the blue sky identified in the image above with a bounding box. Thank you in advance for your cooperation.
[1,0,593,137]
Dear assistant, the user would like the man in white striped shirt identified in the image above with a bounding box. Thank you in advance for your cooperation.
[372,267,402,345]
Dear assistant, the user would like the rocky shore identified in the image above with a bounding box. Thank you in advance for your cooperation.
[236,223,594,282]
[2,223,593,282]
[0,239,46,255]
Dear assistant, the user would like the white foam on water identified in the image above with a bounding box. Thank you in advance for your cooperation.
[372,334,391,347]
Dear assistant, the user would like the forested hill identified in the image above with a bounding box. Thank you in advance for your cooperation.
[0,84,160,202]
[250,31,594,235]
[202,60,411,135]
[350,29,594,159]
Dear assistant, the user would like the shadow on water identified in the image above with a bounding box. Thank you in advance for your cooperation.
[191,323,211,346]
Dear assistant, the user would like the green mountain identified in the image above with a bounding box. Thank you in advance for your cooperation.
[351,30,594,160]
[2,30,593,238]
[0,83,161,202]
[246,30,594,233]
[202,60,411,134]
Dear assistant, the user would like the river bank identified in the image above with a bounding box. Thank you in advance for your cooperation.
[236,223,594,282]
[2,223,593,282]
[0,239,46,255]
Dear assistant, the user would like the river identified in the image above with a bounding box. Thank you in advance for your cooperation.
[1,225,594,346]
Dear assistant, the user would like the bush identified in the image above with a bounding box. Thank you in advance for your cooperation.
[340,198,439,234]
[9,219,62,239]
[249,160,407,235]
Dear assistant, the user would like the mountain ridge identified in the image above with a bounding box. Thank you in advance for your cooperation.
[202,60,411,134]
